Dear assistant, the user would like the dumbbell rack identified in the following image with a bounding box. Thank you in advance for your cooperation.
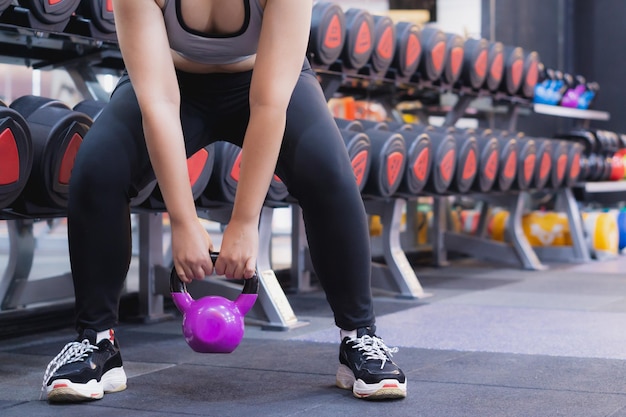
[430,101,610,269]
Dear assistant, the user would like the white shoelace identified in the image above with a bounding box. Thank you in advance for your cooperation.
[39,339,99,399]
[351,335,399,369]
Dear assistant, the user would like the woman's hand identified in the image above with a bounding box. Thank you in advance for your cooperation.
[171,217,214,283]
[214,218,259,280]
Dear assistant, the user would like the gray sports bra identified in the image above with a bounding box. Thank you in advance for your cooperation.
[162,0,264,65]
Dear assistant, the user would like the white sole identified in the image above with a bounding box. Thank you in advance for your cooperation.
[47,366,127,402]
[336,364,407,400]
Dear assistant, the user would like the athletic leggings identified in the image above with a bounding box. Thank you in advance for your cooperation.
[68,59,374,332]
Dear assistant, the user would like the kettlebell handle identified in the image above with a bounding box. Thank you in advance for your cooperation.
[169,252,259,295]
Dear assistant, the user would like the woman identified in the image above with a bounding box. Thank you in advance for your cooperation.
[41,0,407,401]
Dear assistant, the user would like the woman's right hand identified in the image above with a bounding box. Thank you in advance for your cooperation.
[170,217,214,283]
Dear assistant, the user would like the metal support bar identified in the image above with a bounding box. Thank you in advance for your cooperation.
[443,192,547,270]
[137,212,170,322]
[431,196,450,267]
[366,198,430,299]
[66,64,112,102]
[255,206,303,330]
[1,219,36,309]
[289,205,317,293]
[442,94,475,127]
[556,187,591,261]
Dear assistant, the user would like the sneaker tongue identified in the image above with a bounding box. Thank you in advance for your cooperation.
[78,329,98,344]
[356,326,376,338]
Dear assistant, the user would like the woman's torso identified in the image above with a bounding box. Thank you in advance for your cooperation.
[155,0,267,73]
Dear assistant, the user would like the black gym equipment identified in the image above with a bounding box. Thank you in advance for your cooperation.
[481,129,518,192]
[335,118,364,132]
[203,141,288,206]
[413,124,457,194]
[503,131,537,190]
[460,38,489,90]
[440,33,465,86]
[361,128,406,198]
[144,145,216,210]
[518,50,541,98]
[554,129,600,183]
[9,95,92,213]
[364,15,396,78]
[530,138,553,190]
[389,21,422,83]
[0,100,33,211]
[67,0,116,41]
[338,128,372,192]
[500,46,525,96]
[339,8,375,72]
[417,25,448,82]
[563,141,583,187]
[395,130,432,195]
[1,0,81,32]
[464,128,500,193]
[548,139,568,188]
[349,118,430,196]
[484,41,504,92]
[308,2,346,68]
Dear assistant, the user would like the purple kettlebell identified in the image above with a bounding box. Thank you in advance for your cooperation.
[170,252,259,353]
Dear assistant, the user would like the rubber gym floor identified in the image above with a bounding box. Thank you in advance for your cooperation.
[2,218,626,417]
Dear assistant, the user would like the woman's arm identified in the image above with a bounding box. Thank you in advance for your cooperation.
[216,0,313,278]
[112,0,214,281]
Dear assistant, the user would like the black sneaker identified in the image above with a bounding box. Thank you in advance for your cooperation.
[336,326,407,400]
[41,329,127,402]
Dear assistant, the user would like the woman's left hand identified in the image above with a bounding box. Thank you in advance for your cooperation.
[214,218,259,279]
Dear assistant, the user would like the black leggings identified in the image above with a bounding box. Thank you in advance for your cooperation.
[68,60,374,332]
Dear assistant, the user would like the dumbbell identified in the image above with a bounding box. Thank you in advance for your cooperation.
[464,128,500,193]
[358,125,407,198]
[2,0,81,32]
[502,131,537,190]
[529,138,553,190]
[364,15,396,78]
[9,95,92,213]
[308,2,346,68]
[563,141,584,186]
[518,51,541,98]
[67,0,116,41]
[479,129,518,192]
[499,46,525,96]
[433,126,478,194]
[559,75,587,108]
[338,8,375,73]
[548,135,576,188]
[484,41,504,92]
[203,141,288,206]
[416,25,448,83]
[460,38,489,90]
[595,129,624,181]
[389,21,422,83]
[0,100,33,210]
[351,119,431,196]
[143,145,216,210]
[577,81,599,110]
[413,124,457,194]
[333,119,373,192]
[440,33,465,86]
[551,71,573,106]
